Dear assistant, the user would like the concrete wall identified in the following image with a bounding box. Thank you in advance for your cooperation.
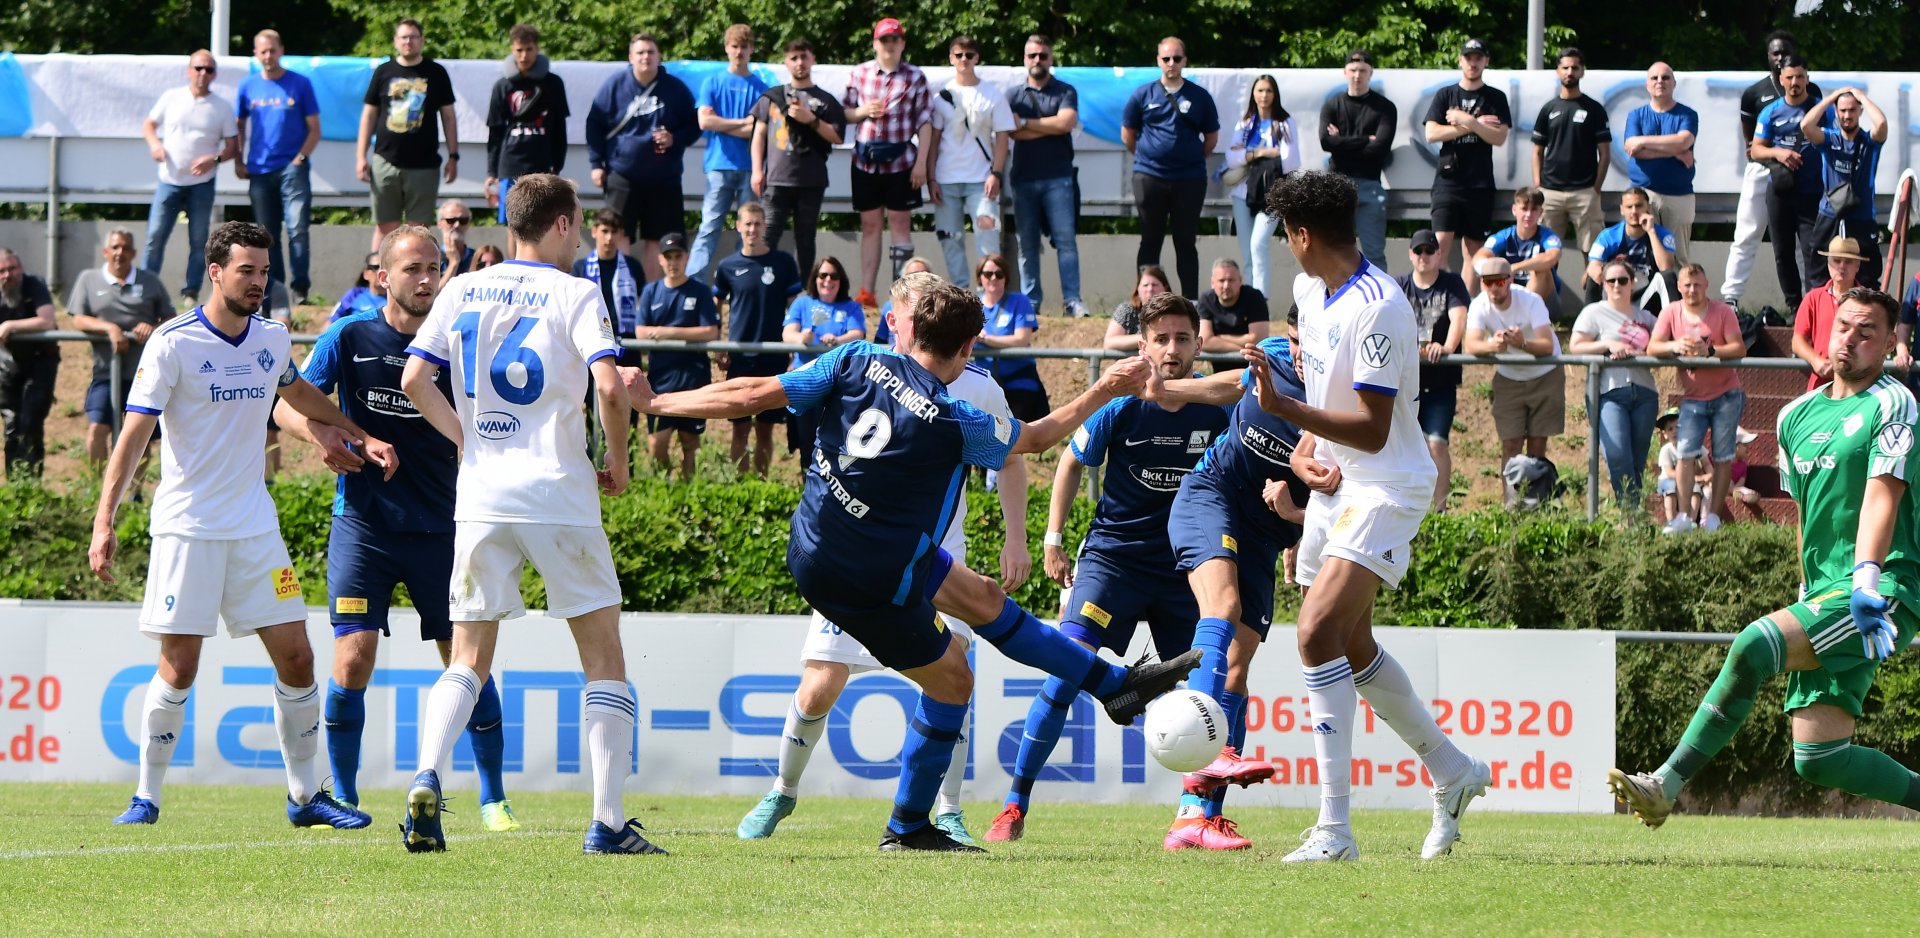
[3,218,1805,316]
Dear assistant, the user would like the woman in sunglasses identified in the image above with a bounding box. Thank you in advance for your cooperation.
[973,252,1049,420]
[1222,74,1298,297]
[783,256,866,453]
[1568,258,1660,508]
[328,252,388,324]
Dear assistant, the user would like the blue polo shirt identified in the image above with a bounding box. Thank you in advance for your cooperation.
[1121,80,1219,180]
[236,69,320,174]
[697,68,769,173]
[1754,97,1822,196]
[1624,103,1699,196]
[1813,112,1881,221]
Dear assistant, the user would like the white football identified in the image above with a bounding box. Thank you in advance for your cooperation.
[1144,689,1225,773]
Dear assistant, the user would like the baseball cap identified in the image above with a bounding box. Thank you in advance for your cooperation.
[1817,236,1869,261]
[873,18,904,39]
[1410,229,1440,252]
[1346,50,1374,66]
[658,232,689,254]
[1656,407,1680,430]
[1461,38,1490,57]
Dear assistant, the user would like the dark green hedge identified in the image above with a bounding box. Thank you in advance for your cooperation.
[6,478,1914,815]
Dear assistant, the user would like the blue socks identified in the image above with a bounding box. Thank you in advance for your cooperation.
[468,676,506,806]
[1007,675,1078,812]
[1204,691,1248,818]
[976,598,1125,698]
[323,680,366,805]
[1189,618,1234,705]
[889,696,969,835]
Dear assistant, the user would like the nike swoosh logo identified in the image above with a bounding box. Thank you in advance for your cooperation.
[1122,438,1154,447]
[352,354,382,362]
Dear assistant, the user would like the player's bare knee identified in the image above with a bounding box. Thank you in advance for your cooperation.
[272,644,316,686]
[796,661,849,713]
[922,651,974,704]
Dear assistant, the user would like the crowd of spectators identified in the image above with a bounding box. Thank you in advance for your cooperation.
[0,21,1911,521]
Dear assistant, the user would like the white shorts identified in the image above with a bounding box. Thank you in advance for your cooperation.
[800,609,973,674]
[140,532,307,639]
[1294,491,1425,591]
[450,521,622,621]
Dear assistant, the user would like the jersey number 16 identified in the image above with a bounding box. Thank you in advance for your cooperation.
[453,313,545,405]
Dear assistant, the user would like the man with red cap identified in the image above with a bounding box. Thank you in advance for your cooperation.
[842,17,933,307]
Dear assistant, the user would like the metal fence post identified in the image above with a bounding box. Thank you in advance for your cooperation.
[1083,353,1103,503]
[1586,361,1603,520]
[109,342,123,440]
[45,137,60,294]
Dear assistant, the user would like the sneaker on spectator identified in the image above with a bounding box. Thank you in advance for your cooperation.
[1700,512,1722,532]
[855,289,878,309]
[1662,515,1696,535]
[1066,299,1092,319]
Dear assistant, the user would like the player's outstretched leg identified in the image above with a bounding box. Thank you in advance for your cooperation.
[469,676,518,833]
[1790,736,1920,811]
[1610,616,1784,829]
[115,670,191,825]
[1353,645,1489,859]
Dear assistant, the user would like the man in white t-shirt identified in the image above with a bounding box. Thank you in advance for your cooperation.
[141,50,239,304]
[397,174,652,856]
[734,290,1030,846]
[1464,257,1563,470]
[90,221,393,829]
[1251,171,1490,864]
[928,34,1015,283]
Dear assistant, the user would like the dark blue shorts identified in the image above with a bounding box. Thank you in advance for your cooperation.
[87,377,160,437]
[1059,549,1199,658]
[789,543,955,671]
[648,413,705,434]
[1167,470,1301,637]
[727,354,789,424]
[326,514,454,641]
[1418,384,1458,441]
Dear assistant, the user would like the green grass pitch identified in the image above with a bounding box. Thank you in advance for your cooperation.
[4,783,1918,935]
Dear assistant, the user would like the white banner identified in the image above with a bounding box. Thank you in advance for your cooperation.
[0,601,1615,812]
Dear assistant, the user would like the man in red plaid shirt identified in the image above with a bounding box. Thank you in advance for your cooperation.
[842,17,934,306]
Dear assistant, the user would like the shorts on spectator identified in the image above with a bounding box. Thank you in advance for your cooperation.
[1656,476,1678,496]
[604,171,685,242]
[647,413,705,435]
[86,377,157,433]
[326,514,454,641]
[1294,490,1425,591]
[1430,186,1494,241]
[1003,387,1051,423]
[1678,388,1745,463]
[1491,368,1566,440]
[1418,384,1458,442]
[140,531,307,638]
[370,154,438,225]
[449,521,622,622]
[495,176,516,225]
[726,354,790,424]
[850,167,923,213]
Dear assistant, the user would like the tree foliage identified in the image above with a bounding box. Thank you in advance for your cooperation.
[6,0,1913,72]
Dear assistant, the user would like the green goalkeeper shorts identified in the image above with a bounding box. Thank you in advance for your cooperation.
[1783,575,1920,718]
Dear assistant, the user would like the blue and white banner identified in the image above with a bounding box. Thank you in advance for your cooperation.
[0,601,1616,812]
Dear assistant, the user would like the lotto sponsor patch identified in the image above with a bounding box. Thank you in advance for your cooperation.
[1078,601,1113,628]
[335,596,370,615]
[271,566,302,601]
[1221,534,1238,553]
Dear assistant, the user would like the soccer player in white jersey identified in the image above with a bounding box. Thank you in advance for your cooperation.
[89,221,395,829]
[735,276,1031,845]
[1251,171,1493,862]
[397,174,650,855]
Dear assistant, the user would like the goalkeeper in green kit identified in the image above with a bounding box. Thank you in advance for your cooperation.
[1611,287,1920,826]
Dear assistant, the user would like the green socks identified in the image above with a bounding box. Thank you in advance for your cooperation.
[1793,739,1920,810]
[1655,619,1785,800]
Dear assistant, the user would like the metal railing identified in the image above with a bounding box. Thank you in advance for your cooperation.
[16,329,1814,521]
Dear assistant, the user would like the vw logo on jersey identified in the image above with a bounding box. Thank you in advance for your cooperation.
[1878,422,1914,457]
[257,349,275,373]
[1361,333,1392,369]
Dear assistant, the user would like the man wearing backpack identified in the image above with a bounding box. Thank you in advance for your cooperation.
[928,34,1015,284]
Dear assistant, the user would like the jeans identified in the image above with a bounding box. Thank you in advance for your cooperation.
[248,161,313,295]
[0,350,59,477]
[142,179,217,296]
[1350,176,1388,272]
[1012,175,1080,308]
[1133,174,1206,298]
[934,179,1000,283]
[1231,195,1281,297]
[690,169,754,278]
[1595,383,1659,506]
[1678,388,1746,463]
[765,185,826,278]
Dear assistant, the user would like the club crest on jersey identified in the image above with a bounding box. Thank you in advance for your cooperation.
[1325,323,1342,350]
[257,349,275,373]
[1187,429,1211,453]
[1361,333,1392,368]
[761,267,776,285]
[1878,422,1913,456]
[1844,413,1866,437]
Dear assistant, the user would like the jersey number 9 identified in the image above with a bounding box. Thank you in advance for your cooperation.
[454,313,546,405]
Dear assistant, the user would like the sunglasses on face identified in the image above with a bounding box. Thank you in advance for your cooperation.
[365,265,380,272]
[1480,276,1511,286]
[1026,51,1051,60]
[1605,276,1632,285]
[817,272,842,280]
[192,65,216,73]
[980,269,1006,280]
[1160,55,1185,63]
[1412,246,1437,256]
[951,50,977,60]
[440,216,469,225]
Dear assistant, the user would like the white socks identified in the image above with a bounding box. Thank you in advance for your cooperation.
[1304,657,1356,831]
[935,710,970,817]
[416,665,482,780]
[1353,647,1474,787]
[137,675,190,804]
[583,680,635,829]
[273,680,322,805]
[775,699,828,799]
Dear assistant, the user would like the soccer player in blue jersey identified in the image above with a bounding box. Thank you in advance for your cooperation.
[630,272,1202,851]
[1261,170,1490,862]
[986,292,1232,845]
[272,225,516,831]
[90,221,389,829]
